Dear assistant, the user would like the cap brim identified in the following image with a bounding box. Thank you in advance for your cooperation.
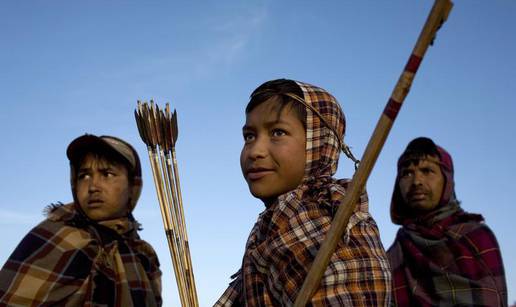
[67,134,119,164]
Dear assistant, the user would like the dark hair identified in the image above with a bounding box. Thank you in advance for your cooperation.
[247,79,307,128]
[399,137,441,169]
[72,147,137,184]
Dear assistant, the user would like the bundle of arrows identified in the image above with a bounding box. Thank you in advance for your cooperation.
[134,101,198,307]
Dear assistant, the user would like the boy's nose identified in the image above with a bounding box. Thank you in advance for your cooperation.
[248,138,268,160]
[88,175,101,192]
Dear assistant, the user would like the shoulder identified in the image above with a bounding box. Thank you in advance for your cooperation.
[449,219,506,285]
[447,213,497,243]
[9,213,93,262]
[45,202,80,223]
[284,179,375,240]
[333,179,370,219]
[14,204,82,251]
[451,221,501,253]
[7,203,100,264]
[0,208,96,289]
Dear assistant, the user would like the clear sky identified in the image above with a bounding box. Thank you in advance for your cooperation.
[1,1,515,305]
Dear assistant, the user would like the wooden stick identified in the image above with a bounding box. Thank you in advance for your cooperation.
[293,1,453,306]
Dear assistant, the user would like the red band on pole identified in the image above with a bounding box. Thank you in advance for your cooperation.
[383,98,402,120]
[405,54,423,73]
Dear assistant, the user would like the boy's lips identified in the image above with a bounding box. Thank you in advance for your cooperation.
[87,199,104,207]
[246,167,274,180]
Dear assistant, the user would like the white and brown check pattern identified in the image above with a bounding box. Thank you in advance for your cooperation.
[215,80,391,306]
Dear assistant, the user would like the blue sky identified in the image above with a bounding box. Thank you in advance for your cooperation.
[1,1,515,305]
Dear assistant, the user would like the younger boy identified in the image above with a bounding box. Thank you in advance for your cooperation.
[0,134,162,306]
[216,79,391,306]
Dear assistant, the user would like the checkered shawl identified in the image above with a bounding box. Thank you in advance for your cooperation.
[387,144,507,306]
[0,203,162,306]
[215,81,391,306]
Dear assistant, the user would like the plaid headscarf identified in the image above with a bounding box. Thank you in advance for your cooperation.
[0,203,162,306]
[387,138,507,306]
[215,80,391,306]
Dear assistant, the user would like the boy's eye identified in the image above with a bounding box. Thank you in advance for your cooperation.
[243,132,255,143]
[271,129,286,137]
[103,170,116,177]
[77,173,90,180]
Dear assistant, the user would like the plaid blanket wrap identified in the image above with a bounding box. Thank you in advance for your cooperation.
[0,203,162,306]
[215,80,391,306]
[388,210,507,306]
[387,141,507,306]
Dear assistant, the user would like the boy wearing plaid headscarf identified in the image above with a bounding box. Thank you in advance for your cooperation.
[387,137,507,306]
[216,79,391,306]
[0,134,162,306]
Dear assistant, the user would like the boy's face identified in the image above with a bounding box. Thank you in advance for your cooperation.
[75,153,132,221]
[398,156,444,213]
[240,97,306,204]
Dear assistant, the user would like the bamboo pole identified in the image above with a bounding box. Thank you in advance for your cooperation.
[293,1,453,306]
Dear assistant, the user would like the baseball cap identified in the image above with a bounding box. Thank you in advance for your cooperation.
[66,134,141,177]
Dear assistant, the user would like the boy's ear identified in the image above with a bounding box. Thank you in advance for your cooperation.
[129,176,143,211]
[132,176,143,187]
